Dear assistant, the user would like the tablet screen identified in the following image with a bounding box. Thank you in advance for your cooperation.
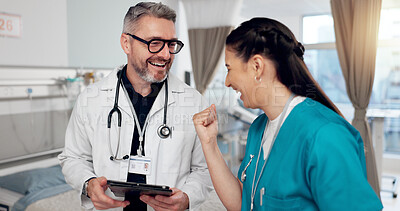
[107,180,172,197]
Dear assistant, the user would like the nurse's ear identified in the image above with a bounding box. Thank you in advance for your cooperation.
[250,54,265,82]
[120,33,131,54]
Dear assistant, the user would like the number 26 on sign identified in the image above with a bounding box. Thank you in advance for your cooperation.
[0,13,22,38]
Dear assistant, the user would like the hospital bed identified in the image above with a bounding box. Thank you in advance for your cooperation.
[0,66,96,211]
[0,157,225,211]
[0,157,83,211]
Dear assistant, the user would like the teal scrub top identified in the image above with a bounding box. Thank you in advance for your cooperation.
[237,98,383,211]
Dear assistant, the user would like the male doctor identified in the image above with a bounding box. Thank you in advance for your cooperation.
[58,2,212,211]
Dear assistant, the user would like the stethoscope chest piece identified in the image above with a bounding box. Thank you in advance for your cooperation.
[241,154,254,182]
[157,124,171,139]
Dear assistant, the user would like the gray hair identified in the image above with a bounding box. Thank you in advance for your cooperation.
[122,2,176,34]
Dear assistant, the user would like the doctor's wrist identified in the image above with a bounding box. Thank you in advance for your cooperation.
[82,177,96,198]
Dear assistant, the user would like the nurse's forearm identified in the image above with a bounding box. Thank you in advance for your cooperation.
[201,140,242,211]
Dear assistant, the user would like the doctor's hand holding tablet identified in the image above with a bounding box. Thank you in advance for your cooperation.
[85,176,189,210]
[85,177,130,209]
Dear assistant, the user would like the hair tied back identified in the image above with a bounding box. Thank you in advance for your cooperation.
[294,42,305,60]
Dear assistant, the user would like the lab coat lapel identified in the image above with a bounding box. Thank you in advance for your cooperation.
[148,75,176,118]
[100,67,133,119]
[117,86,134,119]
[145,74,182,185]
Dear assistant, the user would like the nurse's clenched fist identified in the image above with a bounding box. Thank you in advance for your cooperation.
[192,104,219,146]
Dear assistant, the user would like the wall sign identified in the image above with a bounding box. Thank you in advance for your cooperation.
[0,12,22,38]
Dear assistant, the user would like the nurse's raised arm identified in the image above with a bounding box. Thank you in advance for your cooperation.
[193,104,243,211]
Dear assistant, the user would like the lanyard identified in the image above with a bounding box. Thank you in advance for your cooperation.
[132,108,151,157]
[250,93,295,211]
[122,81,166,157]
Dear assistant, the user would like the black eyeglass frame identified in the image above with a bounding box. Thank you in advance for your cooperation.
[125,33,184,54]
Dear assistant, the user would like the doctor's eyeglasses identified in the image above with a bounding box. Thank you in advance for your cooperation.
[126,33,184,54]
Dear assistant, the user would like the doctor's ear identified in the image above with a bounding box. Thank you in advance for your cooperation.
[120,33,131,54]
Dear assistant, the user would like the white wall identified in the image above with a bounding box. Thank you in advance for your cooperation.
[0,0,68,67]
[66,0,188,80]
[66,0,138,69]
[0,0,185,71]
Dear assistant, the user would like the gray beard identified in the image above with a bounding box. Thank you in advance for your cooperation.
[133,62,168,83]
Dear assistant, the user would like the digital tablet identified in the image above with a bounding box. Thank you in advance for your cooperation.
[107,180,172,197]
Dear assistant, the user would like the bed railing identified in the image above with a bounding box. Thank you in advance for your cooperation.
[0,65,112,166]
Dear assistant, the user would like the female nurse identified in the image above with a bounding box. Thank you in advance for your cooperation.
[193,17,383,211]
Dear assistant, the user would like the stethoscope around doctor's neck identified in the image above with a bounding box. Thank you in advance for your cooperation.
[108,69,171,161]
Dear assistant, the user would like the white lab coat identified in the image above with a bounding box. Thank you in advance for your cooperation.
[58,66,213,210]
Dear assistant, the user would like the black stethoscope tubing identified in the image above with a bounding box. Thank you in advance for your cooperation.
[108,69,171,161]
[108,70,123,129]
[157,79,171,139]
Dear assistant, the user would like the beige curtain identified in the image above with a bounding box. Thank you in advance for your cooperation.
[188,26,233,94]
[331,0,382,197]
[182,0,242,94]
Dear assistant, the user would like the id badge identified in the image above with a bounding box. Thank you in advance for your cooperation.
[128,156,152,175]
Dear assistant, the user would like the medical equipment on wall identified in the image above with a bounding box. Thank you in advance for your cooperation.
[64,77,83,109]
[108,69,171,161]
[8,85,59,155]
[59,69,104,109]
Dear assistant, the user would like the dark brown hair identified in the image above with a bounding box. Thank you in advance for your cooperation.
[226,17,343,117]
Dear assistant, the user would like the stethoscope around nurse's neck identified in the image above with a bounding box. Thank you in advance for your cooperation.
[239,93,295,211]
[108,69,171,161]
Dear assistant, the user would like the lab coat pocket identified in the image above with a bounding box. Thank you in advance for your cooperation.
[261,195,303,211]
[159,131,195,174]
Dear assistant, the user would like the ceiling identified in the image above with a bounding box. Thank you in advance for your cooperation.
[239,0,400,19]
[240,0,331,19]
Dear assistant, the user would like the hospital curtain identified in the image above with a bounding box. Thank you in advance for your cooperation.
[188,26,233,94]
[182,0,243,94]
[331,0,382,197]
